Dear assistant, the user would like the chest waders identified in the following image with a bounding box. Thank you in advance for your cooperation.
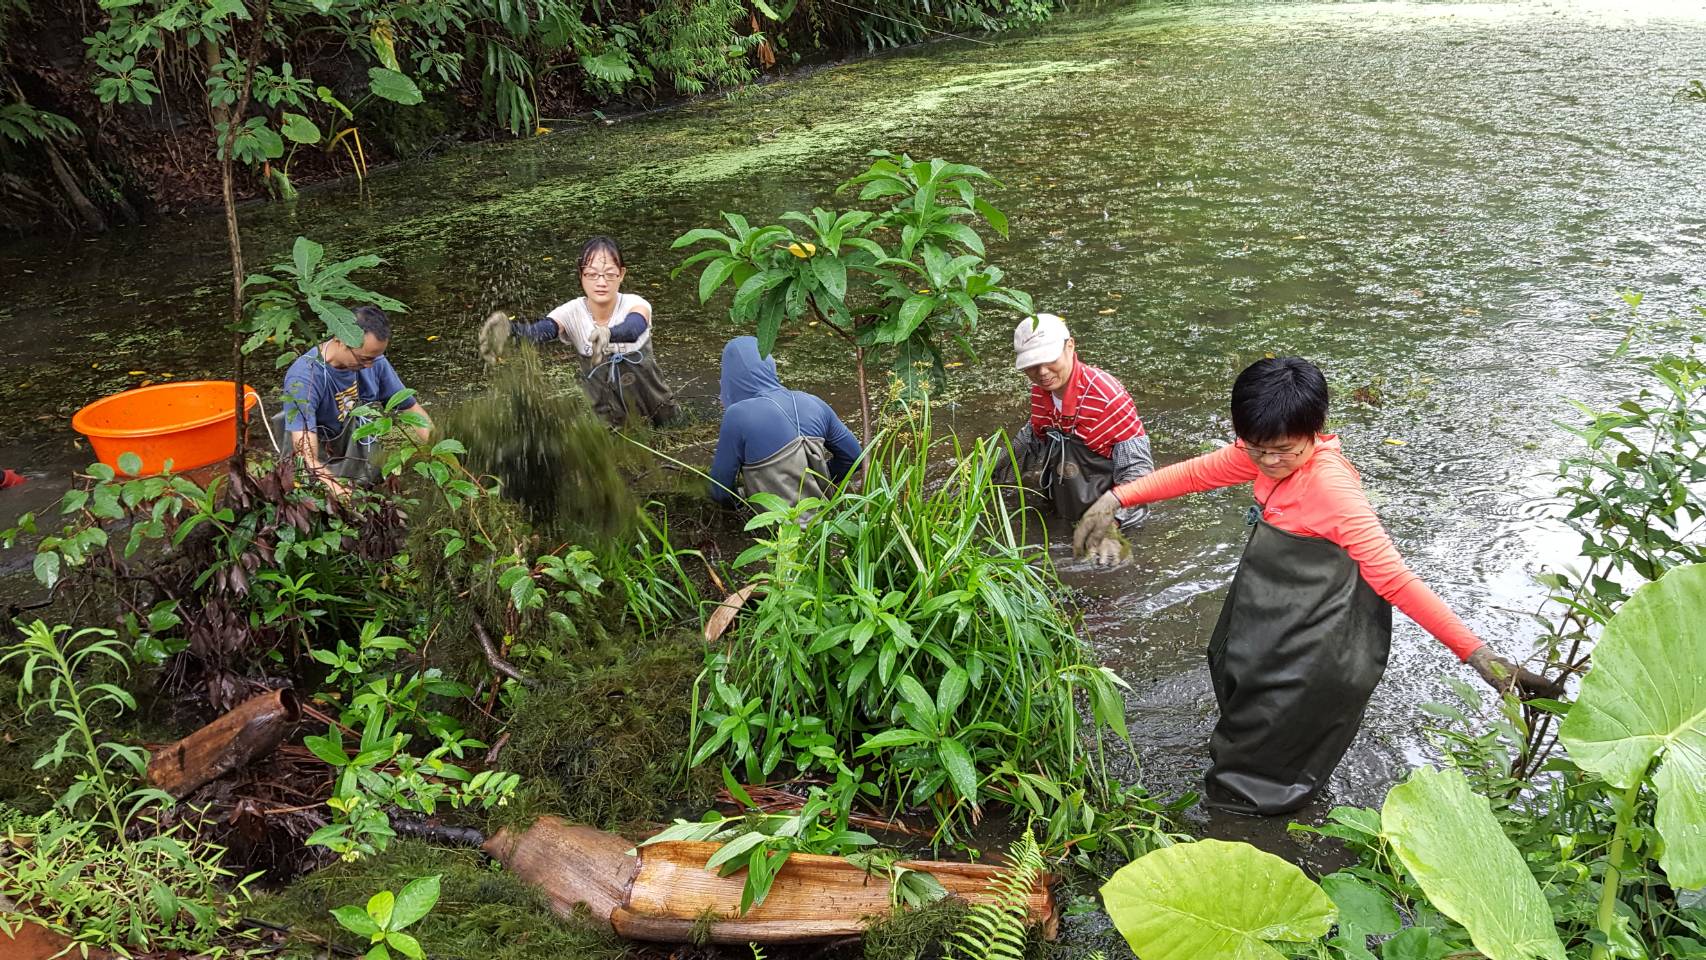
[268,410,381,485]
[1037,429,1116,522]
[581,347,680,429]
[738,395,833,506]
[1205,517,1392,815]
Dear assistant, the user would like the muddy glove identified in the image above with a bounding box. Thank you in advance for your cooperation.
[1072,490,1121,558]
[1088,533,1128,567]
[479,310,512,365]
[587,323,612,358]
[1468,646,1564,701]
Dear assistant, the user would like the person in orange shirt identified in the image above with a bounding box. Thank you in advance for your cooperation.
[1074,357,1561,815]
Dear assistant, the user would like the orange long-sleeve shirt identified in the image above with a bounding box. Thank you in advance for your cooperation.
[1112,436,1484,661]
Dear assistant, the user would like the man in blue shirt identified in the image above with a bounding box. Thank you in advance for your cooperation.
[278,306,432,497]
[709,336,860,507]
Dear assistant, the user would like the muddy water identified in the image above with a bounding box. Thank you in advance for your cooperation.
[4,0,1705,872]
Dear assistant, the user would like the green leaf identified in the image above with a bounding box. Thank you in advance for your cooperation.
[1559,563,1706,887]
[292,235,324,280]
[935,666,968,720]
[705,830,769,872]
[389,875,440,930]
[367,889,396,929]
[1381,767,1566,960]
[1101,839,1336,960]
[580,51,636,85]
[698,257,738,303]
[280,111,321,144]
[34,551,60,589]
[810,255,847,302]
[117,451,143,476]
[973,198,1008,238]
[332,904,380,938]
[856,729,934,752]
[368,67,423,106]
[304,732,348,767]
[936,737,978,802]
[386,933,423,960]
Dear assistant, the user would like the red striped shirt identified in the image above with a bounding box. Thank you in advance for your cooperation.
[1029,360,1145,458]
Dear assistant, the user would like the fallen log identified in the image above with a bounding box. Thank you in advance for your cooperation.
[147,688,300,799]
[484,816,1057,945]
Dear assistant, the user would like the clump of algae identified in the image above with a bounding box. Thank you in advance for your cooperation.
[443,342,635,538]
[490,631,713,834]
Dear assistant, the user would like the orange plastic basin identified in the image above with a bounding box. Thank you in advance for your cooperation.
[72,381,260,475]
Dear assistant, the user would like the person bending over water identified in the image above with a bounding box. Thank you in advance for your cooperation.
[480,236,679,428]
[708,336,861,508]
[278,305,432,499]
[997,314,1154,565]
[1073,357,1562,816]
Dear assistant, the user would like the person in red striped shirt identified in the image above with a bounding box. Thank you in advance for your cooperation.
[997,314,1153,565]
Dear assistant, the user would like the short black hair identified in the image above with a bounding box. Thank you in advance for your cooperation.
[1231,357,1329,445]
[580,236,624,272]
[354,305,391,342]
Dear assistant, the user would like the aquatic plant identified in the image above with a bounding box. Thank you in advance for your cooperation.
[674,152,1033,442]
[690,404,1137,846]
[0,621,257,956]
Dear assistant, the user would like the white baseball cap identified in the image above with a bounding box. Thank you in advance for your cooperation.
[1013,314,1071,371]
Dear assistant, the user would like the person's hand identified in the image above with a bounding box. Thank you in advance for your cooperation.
[479,310,511,365]
[1468,646,1564,701]
[1072,491,1121,558]
[313,468,350,502]
[587,324,611,357]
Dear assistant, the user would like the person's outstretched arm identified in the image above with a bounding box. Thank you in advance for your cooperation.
[1113,441,1259,509]
[1313,466,1483,660]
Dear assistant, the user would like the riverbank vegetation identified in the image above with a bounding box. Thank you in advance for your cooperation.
[0,0,1055,237]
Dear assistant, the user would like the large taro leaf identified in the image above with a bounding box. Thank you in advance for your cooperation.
[1100,839,1335,960]
[1381,767,1566,960]
[1559,562,1706,888]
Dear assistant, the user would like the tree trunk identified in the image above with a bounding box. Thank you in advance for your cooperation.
[209,1,269,461]
[43,140,105,232]
[854,344,870,448]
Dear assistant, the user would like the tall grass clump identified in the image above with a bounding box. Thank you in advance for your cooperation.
[692,405,1135,844]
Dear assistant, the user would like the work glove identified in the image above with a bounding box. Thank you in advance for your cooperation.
[1468,646,1564,701]
[1088,533,1128,567]
[478,310,512,365]
[1072,490,1121,559]
[587,324,612,358]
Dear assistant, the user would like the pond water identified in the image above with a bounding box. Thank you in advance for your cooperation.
[3,0,1705,871]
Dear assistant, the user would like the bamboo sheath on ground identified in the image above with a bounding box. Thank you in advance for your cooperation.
[146,688,301,798]
[484,816,1058,945]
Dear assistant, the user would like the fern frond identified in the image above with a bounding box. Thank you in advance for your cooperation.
[950,828,1044,960]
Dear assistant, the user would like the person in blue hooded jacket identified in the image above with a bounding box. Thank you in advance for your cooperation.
[709,336,861,507]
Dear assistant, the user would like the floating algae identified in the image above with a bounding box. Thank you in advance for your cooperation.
[443,344,634,536]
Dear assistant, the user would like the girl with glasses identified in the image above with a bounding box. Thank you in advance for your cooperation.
[1073,356,1562,816]
[480,236,679,428]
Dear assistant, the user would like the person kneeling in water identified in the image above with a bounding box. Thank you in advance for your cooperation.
[1073,356,1562,816]
[480,236,679,428]
[998,314,1154,565]
[709,336,861,508]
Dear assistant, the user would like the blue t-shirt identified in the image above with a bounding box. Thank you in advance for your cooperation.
[280,349,414,437]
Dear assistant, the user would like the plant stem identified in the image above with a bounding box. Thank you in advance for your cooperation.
[1591,774,1646,960]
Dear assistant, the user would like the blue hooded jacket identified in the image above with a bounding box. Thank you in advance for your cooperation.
[709,336,861,505]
